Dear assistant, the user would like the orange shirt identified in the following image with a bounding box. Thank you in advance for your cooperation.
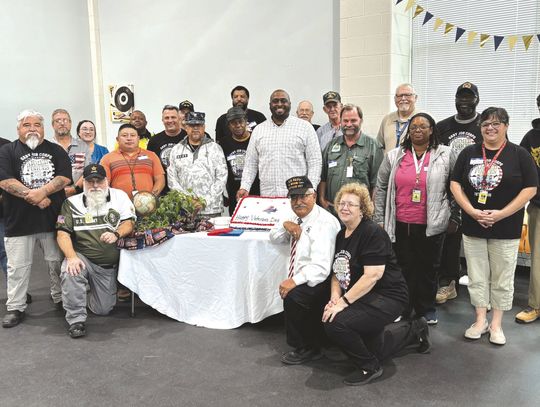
[100,148,164,199]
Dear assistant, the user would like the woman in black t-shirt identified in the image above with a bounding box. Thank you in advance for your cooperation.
[451,107,538,346]
[322,183,431,386]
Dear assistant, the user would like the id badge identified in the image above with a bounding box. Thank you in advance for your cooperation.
[346,166,353,178]
[84,213,94,223]
[411,189,422,203]
[478,190,488,204]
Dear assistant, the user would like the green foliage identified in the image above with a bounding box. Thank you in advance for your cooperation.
[136,189,206,231]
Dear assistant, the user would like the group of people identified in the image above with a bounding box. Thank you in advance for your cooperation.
[0,82,539,386]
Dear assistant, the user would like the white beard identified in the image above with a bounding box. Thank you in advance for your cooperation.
[85,188,108,212]
[25,134,40,150]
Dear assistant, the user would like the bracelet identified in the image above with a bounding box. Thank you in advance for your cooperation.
[342,296,351,306]
[113,231,121,239]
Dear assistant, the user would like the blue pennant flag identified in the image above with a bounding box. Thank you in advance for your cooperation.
[423,12,433,25]
[455,27,466,42]
[494,36,504,51]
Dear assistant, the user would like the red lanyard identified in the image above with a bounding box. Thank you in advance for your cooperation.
[481,141,506,188]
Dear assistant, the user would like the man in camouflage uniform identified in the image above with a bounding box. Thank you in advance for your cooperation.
[167,112,228,217]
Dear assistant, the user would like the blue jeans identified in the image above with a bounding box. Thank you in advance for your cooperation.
[0,220,7,277]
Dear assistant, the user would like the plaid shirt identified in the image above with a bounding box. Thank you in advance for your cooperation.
[240,116,322,197]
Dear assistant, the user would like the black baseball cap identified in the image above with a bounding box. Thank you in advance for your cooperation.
[226,107,246,122]
[456,82,479,98]
[83,164,106,180]
[286,176,314,198]
[179,100,195,112]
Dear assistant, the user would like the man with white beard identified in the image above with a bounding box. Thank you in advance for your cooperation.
[0,110,72,328]
[56,164,135,338]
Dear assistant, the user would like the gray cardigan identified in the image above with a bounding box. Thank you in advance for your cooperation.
[373,145,457,242]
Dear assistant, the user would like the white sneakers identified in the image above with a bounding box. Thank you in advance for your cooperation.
[464,320,506,345]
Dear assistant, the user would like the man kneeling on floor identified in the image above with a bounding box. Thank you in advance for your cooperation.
[56,164,135,338]
[270,176,341,364]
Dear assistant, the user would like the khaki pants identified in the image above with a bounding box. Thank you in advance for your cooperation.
[527,205,540,308]
[463,235,519,311]
[5,232,63,312]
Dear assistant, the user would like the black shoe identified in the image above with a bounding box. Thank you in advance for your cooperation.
[26,293,32,304]
[2,310,25,328]
[343,367,383,386]
[414,317,432,354]
[281,347,323,365]
[68,322,86,338]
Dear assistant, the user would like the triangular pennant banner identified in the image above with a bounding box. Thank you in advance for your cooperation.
[444,23,454,35]
[508,36,518,51]
[537,34,540,43]
[480,34,490,48]
[396,0,404,4]
[422,12,433,25]
[523,35,534,51]
[433,18,444,31]
[405,0,416,12]
[413,5,424,18]
[467,31,477,45]
[455,27,466,42]
[494,36,504,51]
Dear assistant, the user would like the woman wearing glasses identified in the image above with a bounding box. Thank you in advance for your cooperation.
[77,120,109,164]
[374,112,456,325]
[450,107,537,345]
[323,183,431,386]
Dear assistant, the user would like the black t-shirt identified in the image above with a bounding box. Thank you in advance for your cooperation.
[220,135,260,215]
[332,218,408,307]
[0,137,10,219]
[519,119,540,207]
[312,124,320,131]
[436,114,482,153]
[147,130,186,195]
[215,108,266,144]
[452,142,538,239]
[0,140,72,237]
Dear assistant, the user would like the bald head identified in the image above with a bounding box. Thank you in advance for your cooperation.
[296,100,314,123]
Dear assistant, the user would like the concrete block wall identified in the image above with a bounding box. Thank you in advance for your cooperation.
[340,0,412,135]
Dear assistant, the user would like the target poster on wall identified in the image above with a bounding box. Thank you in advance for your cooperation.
[109,84,134,123]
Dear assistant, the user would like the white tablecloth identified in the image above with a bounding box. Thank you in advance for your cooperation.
[118,231,289,329]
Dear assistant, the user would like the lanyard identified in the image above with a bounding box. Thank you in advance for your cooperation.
[395,120,409,147]
[120,149,141,192]
[481,141,506,188]
[412,150,427,186]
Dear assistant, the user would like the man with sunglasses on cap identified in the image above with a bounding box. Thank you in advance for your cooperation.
[56,164,135,338]
[270,176,340,365]
[168,112,227,217]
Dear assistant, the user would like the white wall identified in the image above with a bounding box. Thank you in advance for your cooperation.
[0,0,94,140]
[98,0,338,146]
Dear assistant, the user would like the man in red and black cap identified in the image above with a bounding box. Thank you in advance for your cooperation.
[270,176,340,365]
[56,164,136,338]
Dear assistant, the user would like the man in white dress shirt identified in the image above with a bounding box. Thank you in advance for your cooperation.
[237,89,322,198]
[270,176,341,365]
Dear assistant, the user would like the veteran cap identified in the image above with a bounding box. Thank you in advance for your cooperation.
[323,91,341,105]
[83,164,106,180]
[286,176,314,198]
[456,82,479,98]
[178,100,195,112]
[185,111,205,125]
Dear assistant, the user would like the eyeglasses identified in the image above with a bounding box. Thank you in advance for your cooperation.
[395,93,415,99]
[480,121,503,129]
[409,125,431,132]
[338,201,360,209]
[271,98,289,104]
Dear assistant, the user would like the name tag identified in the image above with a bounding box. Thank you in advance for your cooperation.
[138,155,148,160]
[328,161,337,168]
[470,158,483,165]
[346,166,353,178]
